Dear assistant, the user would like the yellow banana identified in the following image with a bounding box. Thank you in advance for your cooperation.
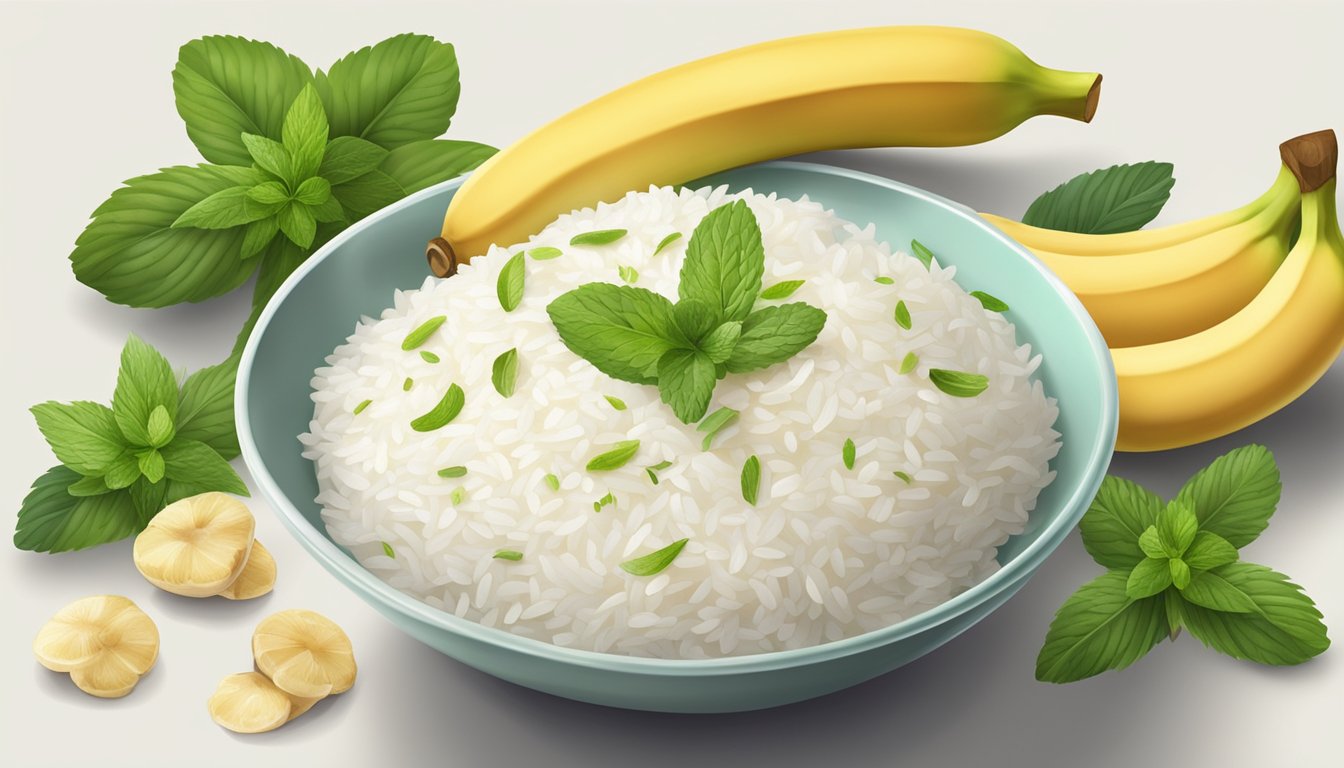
[430,26,1101,274]
[1114,130,1343,452]
[984,161,1300,347]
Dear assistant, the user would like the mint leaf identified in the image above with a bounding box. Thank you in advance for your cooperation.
[401,316,447,350]
[1173,444,1280,549]
[548,284,684,385]
[317,34,460,148]
[491,348,519,398]
[70,165,261,308]
[172,36,314,166]
[1169,558,1192,589]
[379,139,496,194]
[910,239,936,268]
[242,133,293,183]
[410,383,466,432]
[161,440,249,496]
[1022,162,1175,234]
[1156,501,1198,558]
[138,449,166,484]
[1035,571,1168,683]
[146,405,175,448]
[673,299,717,342]
[1180,563,1329,665]
[929,369,990,398]
[586,440,641,472]
[31,401,127,476]
[294,177,332,206]
[1126,557,1173,599]
[497,251,525,312]
[247,181,289,205]
[1138,526,1166,560]
[620,538,689,576]
[700,322,742,364]
[281,84,328,181]
[1183,531,1238,571]
[172,185,276,230]
[1080,475,1164,569]
[318,136,389,185]
[175,359,241,460]
[657,348,716,423]
[309,195,346,224]
[1181,569,1258,613]
[240,217,280,259]
[725,303,826,374]
[760,280,804,300]
[13,466,142,553]
[68,475,112,497]
[332,170,405,218]
[277,202,317,248]
[112,335,179,447]
[103,451,142,489]
[678,200,765,324]
[653,232,682,256]
[741,455,761,505]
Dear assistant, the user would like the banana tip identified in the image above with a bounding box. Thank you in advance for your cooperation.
[1280,129,1337,193]
[427,238,458,277]
[1082,74,1102,123]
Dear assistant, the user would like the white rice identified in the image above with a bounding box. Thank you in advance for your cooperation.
[301,185,1061,658]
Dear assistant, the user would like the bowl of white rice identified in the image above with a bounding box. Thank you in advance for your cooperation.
[237,161,1117,713]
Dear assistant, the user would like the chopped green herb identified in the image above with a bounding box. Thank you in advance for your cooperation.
[741,455,761,505]
[381,541,395,559]
[648,460,673,471]
[929,369,990,398]
[653,231,682,255]
[570,229,627,246]
[620,538,689,576]
[894,300,912,330]
[437,465,467,479]
[842,438,856,470]
[759,279,805,300]
[618,265,639,284]
[528,246,563,261]
[410,383,465,431]
[594,492,616,512]
[353,399,372,415]
[491,348,519,397]
[893,470,913,484]
[402,377,414,391]
[401,315,447,350]
[910,239,935,268]
[497,251,526,312]
[899,352,919,375]
[493,549,523,561]
[697,406,739,450]
[586,440,640,471]
[604,395,627,411]
[874,276,895,285]
[451,487,467,505]
[420,350,440,364]
[645,459,673,485]
[971,291,1009,312]
[544,473,560,491]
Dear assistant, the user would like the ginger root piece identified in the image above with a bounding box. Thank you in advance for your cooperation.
[220,539,277,601]
[252,610,356,698]
[33,595,159,698]
[134,492,255,597]
[208,672,293,734]
[285,693,322,722]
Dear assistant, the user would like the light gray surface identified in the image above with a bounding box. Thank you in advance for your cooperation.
[2,1,1340,765]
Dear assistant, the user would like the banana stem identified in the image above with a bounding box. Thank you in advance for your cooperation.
[1280,129,1338,192]
[1031,69,1102,123]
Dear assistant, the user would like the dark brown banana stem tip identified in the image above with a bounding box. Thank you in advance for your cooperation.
[1280,129,1338,193]
[426,237,457,277]
[1083,75,1102,123]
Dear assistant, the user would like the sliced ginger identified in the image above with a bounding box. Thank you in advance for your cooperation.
[252,610,357,698]
[134,492,255,597]
[220,539,277,600]
[208,672,293,733]
[33,595,158,698]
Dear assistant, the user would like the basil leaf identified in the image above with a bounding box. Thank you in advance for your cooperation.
[725,303,826,374]
[1173,444,1280,549]
[277,202,317,248]
[678,200,764,324]
[741,455,760,505]
[586,440,641,472]
[172,36,314,166]
[175,358,241,460]
[293,177,332,206]
[491,348,519,398]
[1035,571,1168,683]
[160,439,249,496]
[318,136,389,185]
[1126,556,1173,599]
[497,251,526,312]
[380,139,496,194]
[13,466,142,553]
[1183,531,1239,571]
[1022,161,1175,234]
[657,348,716,424]
[410,384,465,432]
[70,165,261,308]
[1180,563,1329,665]
[547,283,684,385]
[240,216,280,259]
[281,84,329,181]
[673,299,717,342]
[760,280,804,300]
[317,34,460,148]
[241,133,293,183]
[620,538,689,576]
[1180,569,1257,613]
[173,185,276,230]
[928,369,990,398]
[700,321,743,364]
[1079,475,1164,569]
[30,401,127,476]
[332,169,405,218]
[112,335,179,447]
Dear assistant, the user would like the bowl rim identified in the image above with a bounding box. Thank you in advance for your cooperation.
[237,159,1118,675]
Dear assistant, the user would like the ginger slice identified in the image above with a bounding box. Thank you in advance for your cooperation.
[252,610,356,698]
[208,672,293,734]
[220,539,277,601]
[134,492,255,597]
[33,595,158,698]
[285,693,323,722]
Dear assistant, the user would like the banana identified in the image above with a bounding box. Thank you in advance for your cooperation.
[429,26,1102,274]
[1114,130,1343,452]
[983,161,1300,347]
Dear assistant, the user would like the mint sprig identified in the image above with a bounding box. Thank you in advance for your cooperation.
[547,200,827,424]
[1036,445,1329,683]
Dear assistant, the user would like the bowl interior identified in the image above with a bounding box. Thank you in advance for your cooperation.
[240,161,1115,662]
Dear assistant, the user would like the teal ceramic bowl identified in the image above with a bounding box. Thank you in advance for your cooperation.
[237,161,1117,713]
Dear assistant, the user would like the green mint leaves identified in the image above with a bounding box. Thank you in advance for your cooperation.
[1036,445,1328,683]
[1022,161,1175,234]
[16,336,248,553]
[548,201,827,424]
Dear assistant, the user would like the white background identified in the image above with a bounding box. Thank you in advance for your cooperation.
[2,1,1341,766]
